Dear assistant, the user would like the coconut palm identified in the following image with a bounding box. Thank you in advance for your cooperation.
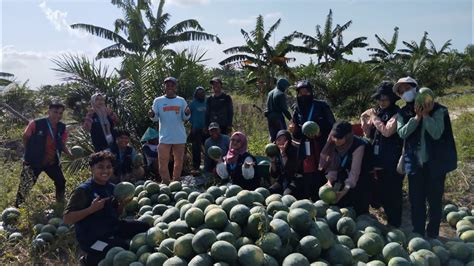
[71,0,221,59]
[398,31,431,58]
[367,27,401,63]
[293,9,368,68]
[219,15,310,95]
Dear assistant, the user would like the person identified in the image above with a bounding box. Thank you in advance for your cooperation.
[360,81,404,227]
[265,78,292,142]
[395,77,457,238]
[215,132,259,190]
[289,80,336,200]
[203,122,230,175]
[268,130,300,196]
[63,151,150,266]
[15,103,72,207]
[149,77,190,184]
[83,93,119,152]
[108,130,142,183]
[141,127,160,179]
[205,77,233,135]
[188,86,207,172]
[319,121,371,216]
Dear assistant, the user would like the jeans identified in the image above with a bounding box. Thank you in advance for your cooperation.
[190,128,206,170]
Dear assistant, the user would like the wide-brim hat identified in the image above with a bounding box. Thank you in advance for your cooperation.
[141,127,159,142]
[371,81,400,101]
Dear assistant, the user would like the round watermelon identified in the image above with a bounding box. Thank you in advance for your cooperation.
[265,143,279,157]
[302,121,320,138]
[208,146,223,160]
[238,245,265,265]
[71,145,85,158]
[1,207,20,225]
[318,185,337,205]
[415,87,434,107]
[114,182,136,202]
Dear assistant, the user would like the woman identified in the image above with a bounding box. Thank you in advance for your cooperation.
[360,81,403,227]
[319,121,371,216]
[215,132,259,190]
[83,93,118,152]
[268,130,300,197]
[63,151,149,266]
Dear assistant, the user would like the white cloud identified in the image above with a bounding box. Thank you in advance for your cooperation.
[39,1,87,38]
[159,0,210,7]
[227,12,283,26]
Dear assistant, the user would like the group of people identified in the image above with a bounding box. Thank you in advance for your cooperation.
[13,74,457,265]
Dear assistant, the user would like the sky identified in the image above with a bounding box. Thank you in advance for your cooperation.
[1,0,472,89]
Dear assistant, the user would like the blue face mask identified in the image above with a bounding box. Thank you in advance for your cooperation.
[402,88,416,102]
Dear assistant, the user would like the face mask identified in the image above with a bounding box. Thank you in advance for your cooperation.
[297,95,313,106]
[402,88,416,102]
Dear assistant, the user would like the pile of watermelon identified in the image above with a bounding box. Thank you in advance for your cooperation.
[31,217,74,252]
[1,207,23,242]
[100,181,474,265]
[444,204,474,243]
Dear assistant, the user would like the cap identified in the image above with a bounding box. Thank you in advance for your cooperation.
[393,76,418,95]
[332,121,353,139]
[371,81,399,101]
[164,77,178,84]
[210,77,222,85]
[208,122,220,130]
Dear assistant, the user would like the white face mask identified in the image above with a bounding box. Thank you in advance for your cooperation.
[402,88,416,102]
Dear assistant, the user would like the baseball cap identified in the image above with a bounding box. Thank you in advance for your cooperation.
[210,77,222,85]
[208,122,220,130]
[164,77,178,84]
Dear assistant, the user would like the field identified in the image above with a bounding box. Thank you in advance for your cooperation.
[0,86,472,264]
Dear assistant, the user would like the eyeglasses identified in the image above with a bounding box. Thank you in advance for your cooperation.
[230,139,241,143]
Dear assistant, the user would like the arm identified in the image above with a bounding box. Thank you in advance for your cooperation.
[372,114,398,138]
[423,107,445,140]
[63,189,109,225]
[360,109,374,138]
[397,114,419,139]
[23,121,35,149]
[344,145,364,188]
[150,100,160,122]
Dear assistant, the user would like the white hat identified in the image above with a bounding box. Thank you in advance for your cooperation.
[393,76,418,95]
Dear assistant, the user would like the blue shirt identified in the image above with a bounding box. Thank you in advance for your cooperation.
[189,99,207,129]
[151,96,190,144]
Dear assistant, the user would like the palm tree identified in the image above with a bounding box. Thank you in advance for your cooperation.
[398,31,431,58]
[0,72,14,86]
[428,39,452,57]
[293,9,368,68]
[367,27,400,63]
[219,15,308,95]
[71,0,221,59]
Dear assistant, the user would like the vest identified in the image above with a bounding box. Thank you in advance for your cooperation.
[227,152,259,191]
[90,113,116,152]
[24,118,65,167]
[371,106,403,173]
[400,103,457,175]
[110,145,133,179]
[75,179,119,251]
[336,136,372,184]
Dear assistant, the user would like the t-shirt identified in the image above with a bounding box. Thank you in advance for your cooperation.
[151,96,190,144]
[24,120,68,166]
[189,99,207,129]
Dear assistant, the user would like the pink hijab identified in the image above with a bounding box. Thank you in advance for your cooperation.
[225,132,248,164]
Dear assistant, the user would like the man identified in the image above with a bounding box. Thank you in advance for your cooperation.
[395,76,457,238]
[108,130,142,183]
[205,77,233,135]
[289,80,336,200]
[265,78,292,141]
[149,77,190,184]
[203,122,230,174]
[15,103,72,207]
[188,86,207,172]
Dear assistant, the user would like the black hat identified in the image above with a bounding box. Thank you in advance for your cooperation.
[371,81,400,102]
[275,130,292,141]
[295,80,313,91]
[332,121,353,139]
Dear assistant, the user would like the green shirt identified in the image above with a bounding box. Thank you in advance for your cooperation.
[397,107,445,164]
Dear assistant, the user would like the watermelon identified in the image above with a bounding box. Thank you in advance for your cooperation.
[337,235,355,249]
[408,237,431,253]
[225,185,242,198]
[282,253,310,266]
[210,241,237,263]
[223,221,242,238]
[432,245,450,264]
[290,199,317,219]
[158,238,176,257]
[188,254,213,266]
[309,221,335,250]
[270,219,291,243]
[337,217,357,236]
[8,232,23,242]
[298,235,321,262]
[146,227,166,247]
[273,210,289,222]
[191,228,216,254]
[185,207,205,228]
[237,190,254,206]
[461,230,474,242]
[245,212,270,240]
[145,182,160,194]
[48,217,63,227]
[36,232,54,242]
[386,228,407,246]
[357,232,384,256]
[255,187,271,199]
[1,207,20,225]
[265,143,279,157]
[229,204,251,226]
[217,232,236,246]
[114,182,136,202]
[71,145,85,158]
[238,244,265,265]
[409,249,440,266]
[208,146,223,160]
[256,232,282,258]
[167,221,190,239]
[318,185,336,205]
[351,248,369,263]
[325,244,353,265]
[113,250,137,266]
[447,212,462,227]
[382,242,409,262]
[388,257,411,266]
[130,232,147,252]
[173,234,195,260]
[263,254,279,266]
[163,256,187,266]
[235,237,254,250]
[287,208,312,234]
[302,121,320,138]
[415,87,434,107]
[204,208,228,230]
[105,246,125,262]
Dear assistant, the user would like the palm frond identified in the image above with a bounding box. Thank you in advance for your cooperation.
[70,23,129,44]
[167,19,205,34]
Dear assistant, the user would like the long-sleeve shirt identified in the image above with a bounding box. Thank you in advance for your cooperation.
[360,109,398,138]
[397,108,445,164]
[266,88,292,120]
[151,96,190,144]
[326,145,365,188]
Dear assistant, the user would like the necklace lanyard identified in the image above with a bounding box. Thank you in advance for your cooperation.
[299,103,315,123]
[46,120,61,164]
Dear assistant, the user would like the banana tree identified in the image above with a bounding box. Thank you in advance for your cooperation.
[367,27,401,63]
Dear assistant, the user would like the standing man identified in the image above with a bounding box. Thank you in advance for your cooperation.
[205,77,233,135]
[265,78,292,142]
[395,77,457,238]
[289,80,336,200]
[188,86,207,173]
[149,77,190,184]
[15,103,72,207]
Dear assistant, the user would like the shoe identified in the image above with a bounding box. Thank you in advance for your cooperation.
[79,255,87,266]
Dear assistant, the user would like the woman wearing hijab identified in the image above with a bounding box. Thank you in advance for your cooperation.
[360,81,404,227]
[319,121,371,215]
[215,132,259,190]
[83,93,119,152]
[268,130,300,196]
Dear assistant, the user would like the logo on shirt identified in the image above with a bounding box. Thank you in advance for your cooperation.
[163,105,181,114]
